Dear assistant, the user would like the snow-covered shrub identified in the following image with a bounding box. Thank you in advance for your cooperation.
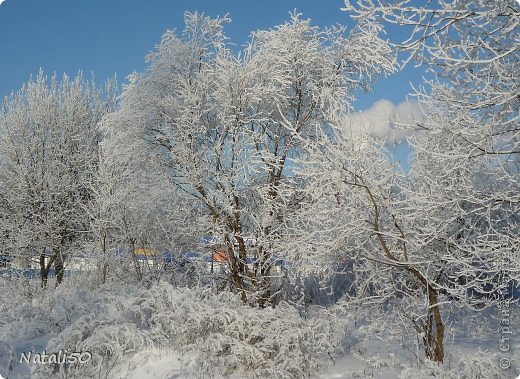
[158,259,207,289]
[399,350,514,379]
[31,281,346,378]
[0,341,14,377]
[279,263,356,311]
[0,274,113,377]
[152,287,345,378]
[0,280,104,345]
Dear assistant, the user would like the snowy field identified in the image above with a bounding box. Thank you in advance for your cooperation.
[1,272,518,379]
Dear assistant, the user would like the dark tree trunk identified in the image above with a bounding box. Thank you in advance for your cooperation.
[39,247,58,288]
[40,257,48,287]
[54,251,64,286]
[422,289,445,362]
[100,231,108,284]
[225,236,247,303]
[40,248,49,288]
[256,245,272,308]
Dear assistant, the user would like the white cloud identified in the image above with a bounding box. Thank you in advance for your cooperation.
[0,0,6,6]
[343,99,425,144]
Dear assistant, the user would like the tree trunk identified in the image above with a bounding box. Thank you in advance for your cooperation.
[225,236,247,303]
[100,231,108,284]
[40,248,49,288]
[255,244,272,308]
[422,289,445,362]
[257,264,272,308]
[130,239,143,281]
[54,250,64,286]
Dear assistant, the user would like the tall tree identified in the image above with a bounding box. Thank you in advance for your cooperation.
[0,72,114,286]
[338,0,520,362]
[103,11,395,306]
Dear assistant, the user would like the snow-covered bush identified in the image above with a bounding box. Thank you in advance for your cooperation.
[0,341,14,378]
[0,279,104,345]
[399,350,511,379]
[152,286,345,378]
[30,281,346,378]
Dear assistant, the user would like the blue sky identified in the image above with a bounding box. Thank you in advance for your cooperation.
[0,0,424,167]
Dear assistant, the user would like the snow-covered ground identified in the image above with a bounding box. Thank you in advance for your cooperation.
[5,333,518,378]
[1,275,518,378]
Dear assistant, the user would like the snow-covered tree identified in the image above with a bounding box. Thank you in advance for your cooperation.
[336,0,520,363]
[102,11,395,306]
[0,72,115,286]
[90,129,200,283]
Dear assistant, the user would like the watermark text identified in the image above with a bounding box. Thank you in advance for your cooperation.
[20,349,92,365]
